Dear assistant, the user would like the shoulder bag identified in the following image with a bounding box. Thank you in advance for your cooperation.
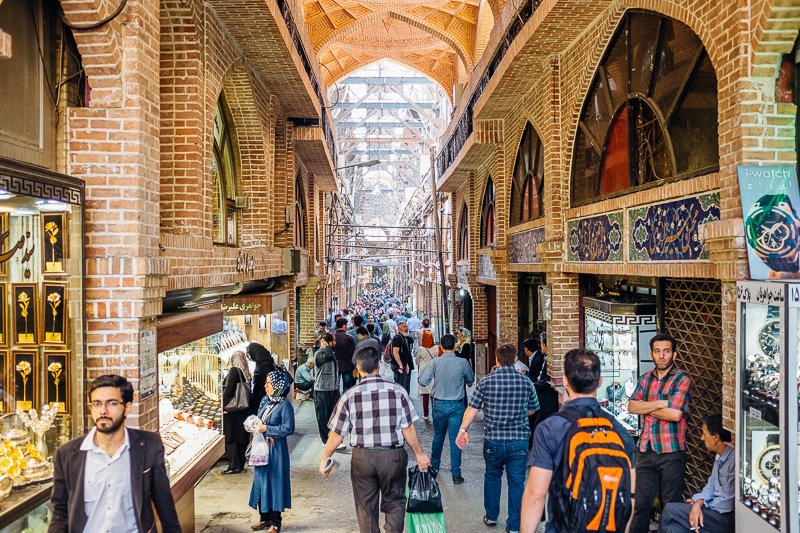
[224,368,252,413]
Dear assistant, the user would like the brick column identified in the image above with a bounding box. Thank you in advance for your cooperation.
[546,272,580,385]
[66,0,165,430]
[470,283,488,379]
[298,278,320,348]
[495,264,518,346]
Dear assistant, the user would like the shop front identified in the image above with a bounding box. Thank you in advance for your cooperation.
[0,159,86,530]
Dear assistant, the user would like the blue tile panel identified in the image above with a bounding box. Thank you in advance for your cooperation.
[567,211,624,262]
[508,227,544,264]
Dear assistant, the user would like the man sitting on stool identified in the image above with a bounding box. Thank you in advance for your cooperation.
[659,414,734,533]
[295,358,315,399]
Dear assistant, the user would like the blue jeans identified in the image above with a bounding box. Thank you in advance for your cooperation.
[341,372,355,392]
[430,400,465,477]
[483,439,528,532]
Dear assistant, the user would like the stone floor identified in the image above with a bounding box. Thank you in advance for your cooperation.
[195,377,544,532]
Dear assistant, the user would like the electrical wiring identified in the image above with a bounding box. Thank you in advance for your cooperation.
[60,0,127,31]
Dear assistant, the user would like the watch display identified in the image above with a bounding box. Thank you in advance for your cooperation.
[744,194,800,273]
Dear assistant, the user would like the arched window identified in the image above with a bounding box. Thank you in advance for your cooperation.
[511,122,545,225]
[480,177,496,247]
[212,94,239,245]
[571,11,719,206]
[294,174,306,249]
[458,204,469,261]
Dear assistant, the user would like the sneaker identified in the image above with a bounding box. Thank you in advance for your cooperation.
[483,516,498,527]
[505,529,519,533]
[452,475,464,484]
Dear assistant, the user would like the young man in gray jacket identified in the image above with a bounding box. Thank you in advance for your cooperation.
[314,332,340,443]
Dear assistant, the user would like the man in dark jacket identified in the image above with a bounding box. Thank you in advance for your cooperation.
[314,332,340,444]
[391,318,415,393]
[49,374,180,533]
[334,317,356,392]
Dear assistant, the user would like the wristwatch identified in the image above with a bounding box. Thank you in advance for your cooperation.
[459,428,468,433]
[744,194,800,273]
[758,320,780,359]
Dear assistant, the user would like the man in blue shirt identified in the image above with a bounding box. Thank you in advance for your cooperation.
[520,348,636,533]
[456,343,539,533]
[658,414,734,533]
[418,333,475,484]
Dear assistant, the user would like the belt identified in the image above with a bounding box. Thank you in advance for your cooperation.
[433,398,462,402]
[353,444,404,450]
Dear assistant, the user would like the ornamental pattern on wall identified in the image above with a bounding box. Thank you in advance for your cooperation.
[456,263,470,286]
[567,212,623,262]
[477,254,497,280]
[508,227,544,264]
[629,193,720,261]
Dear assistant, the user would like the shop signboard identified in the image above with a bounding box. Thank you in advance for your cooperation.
[737,165,800,280]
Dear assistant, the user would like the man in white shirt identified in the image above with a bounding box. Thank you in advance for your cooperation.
[49,375,179,533]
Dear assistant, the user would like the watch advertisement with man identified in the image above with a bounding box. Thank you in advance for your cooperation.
[737,165,800,280]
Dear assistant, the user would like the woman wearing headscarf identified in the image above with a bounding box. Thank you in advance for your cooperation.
[222,351,252,474]
[248,342,275,414]
[249,371,295,532]
[415,330,438,420]
[455,328,473,407]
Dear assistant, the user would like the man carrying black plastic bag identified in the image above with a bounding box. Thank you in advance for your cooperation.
[407,466,447,533]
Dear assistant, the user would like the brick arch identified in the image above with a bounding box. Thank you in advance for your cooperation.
[328,56,454,99]
[219,67,273,249]
[58,0,126,106]
[316,8,474,71]
[750,0,800,78]
[159,0,204,233]
[562,2,721,202]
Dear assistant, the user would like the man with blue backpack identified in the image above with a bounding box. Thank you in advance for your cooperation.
[520,348,636,533]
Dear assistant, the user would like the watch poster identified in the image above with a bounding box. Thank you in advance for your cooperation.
[737,165,800,280]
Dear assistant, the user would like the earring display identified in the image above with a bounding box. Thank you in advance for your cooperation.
[584,298,657,434]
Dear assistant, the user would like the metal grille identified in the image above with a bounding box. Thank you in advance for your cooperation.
[663,278,722,497]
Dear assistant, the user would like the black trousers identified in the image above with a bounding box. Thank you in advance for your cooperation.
[258,509,282,527]
[393,370,411,394]
[629,449,688,533]
[658,502,734,533]
[226,440,248,471]
[314,389,340,443]
[351,446,408,533]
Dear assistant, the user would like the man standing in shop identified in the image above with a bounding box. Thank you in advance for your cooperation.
[334,317,357,392]
[627,332,692,533]
[49,374,180,533]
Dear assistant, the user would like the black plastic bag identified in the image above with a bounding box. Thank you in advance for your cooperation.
[406,466,443,514]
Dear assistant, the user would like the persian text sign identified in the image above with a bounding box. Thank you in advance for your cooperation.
[737,166,800,280]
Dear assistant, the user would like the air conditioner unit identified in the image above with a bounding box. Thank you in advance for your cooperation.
[283,248,301,274]
[234,196,249,209]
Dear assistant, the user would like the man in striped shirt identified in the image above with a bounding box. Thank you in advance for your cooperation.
[320,343,430,533]
[627,332,692,533]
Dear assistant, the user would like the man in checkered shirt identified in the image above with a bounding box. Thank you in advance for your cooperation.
[319,342,431,533]
[456,343,539,533]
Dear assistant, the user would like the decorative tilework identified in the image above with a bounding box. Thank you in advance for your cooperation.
[567,212,623,262]
[508,227,544,264]
[628,193,720,261]
[477,254,497,280]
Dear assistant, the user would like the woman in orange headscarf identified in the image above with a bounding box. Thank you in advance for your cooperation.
[415,330,438,420]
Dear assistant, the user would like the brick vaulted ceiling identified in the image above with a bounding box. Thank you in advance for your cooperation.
[304,0,485,92]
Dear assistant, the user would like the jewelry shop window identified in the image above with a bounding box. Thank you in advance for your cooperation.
[212,94,239,246]
[570,10,719,206]
[0,160,85,528]
[510,122,545,225]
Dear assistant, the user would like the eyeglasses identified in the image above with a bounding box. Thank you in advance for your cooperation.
[90,400,124,410]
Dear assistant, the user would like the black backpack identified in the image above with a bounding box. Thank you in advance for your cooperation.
[549,405,632,533]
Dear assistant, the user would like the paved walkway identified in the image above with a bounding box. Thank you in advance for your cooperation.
[195,377,539,532]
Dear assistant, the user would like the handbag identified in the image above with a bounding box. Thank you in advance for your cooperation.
[246,431,270,466]
[223,368,251,413]
[406,466,443,514]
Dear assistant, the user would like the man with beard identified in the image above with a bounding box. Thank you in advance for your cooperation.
[627,333,692,533]
[49,375,179,533]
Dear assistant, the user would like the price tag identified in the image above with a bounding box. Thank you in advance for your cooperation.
[749,406,762,420]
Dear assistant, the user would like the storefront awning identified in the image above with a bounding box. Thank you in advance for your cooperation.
[220,290,291,315]
[157,308,224,353]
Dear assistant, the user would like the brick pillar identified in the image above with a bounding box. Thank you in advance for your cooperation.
[495,267,518,346]
[66,0,165,430]
[470,283,488,379]
[546,272,580,385]
[298,278,320,349]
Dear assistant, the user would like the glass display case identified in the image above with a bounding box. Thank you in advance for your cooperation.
[0,165,85,529]
[583,297,657,434]
[735,280,800,532]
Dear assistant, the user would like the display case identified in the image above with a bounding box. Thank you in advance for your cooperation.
[583,297,657,434]
[735,280,800,532]
[0,161,86,530]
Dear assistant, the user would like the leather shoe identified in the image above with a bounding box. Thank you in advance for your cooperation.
[251,522,270,531]
[452,475,464,484]
[221,468,243,474]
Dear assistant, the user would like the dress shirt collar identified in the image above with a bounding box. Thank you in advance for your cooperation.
[441,351,456,357]
[716,443,733,464]
[80,427,130,459]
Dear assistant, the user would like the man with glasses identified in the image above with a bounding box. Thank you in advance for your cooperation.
[49,374,180,533]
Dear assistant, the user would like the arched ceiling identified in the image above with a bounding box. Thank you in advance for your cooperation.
[304,0,483,92]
